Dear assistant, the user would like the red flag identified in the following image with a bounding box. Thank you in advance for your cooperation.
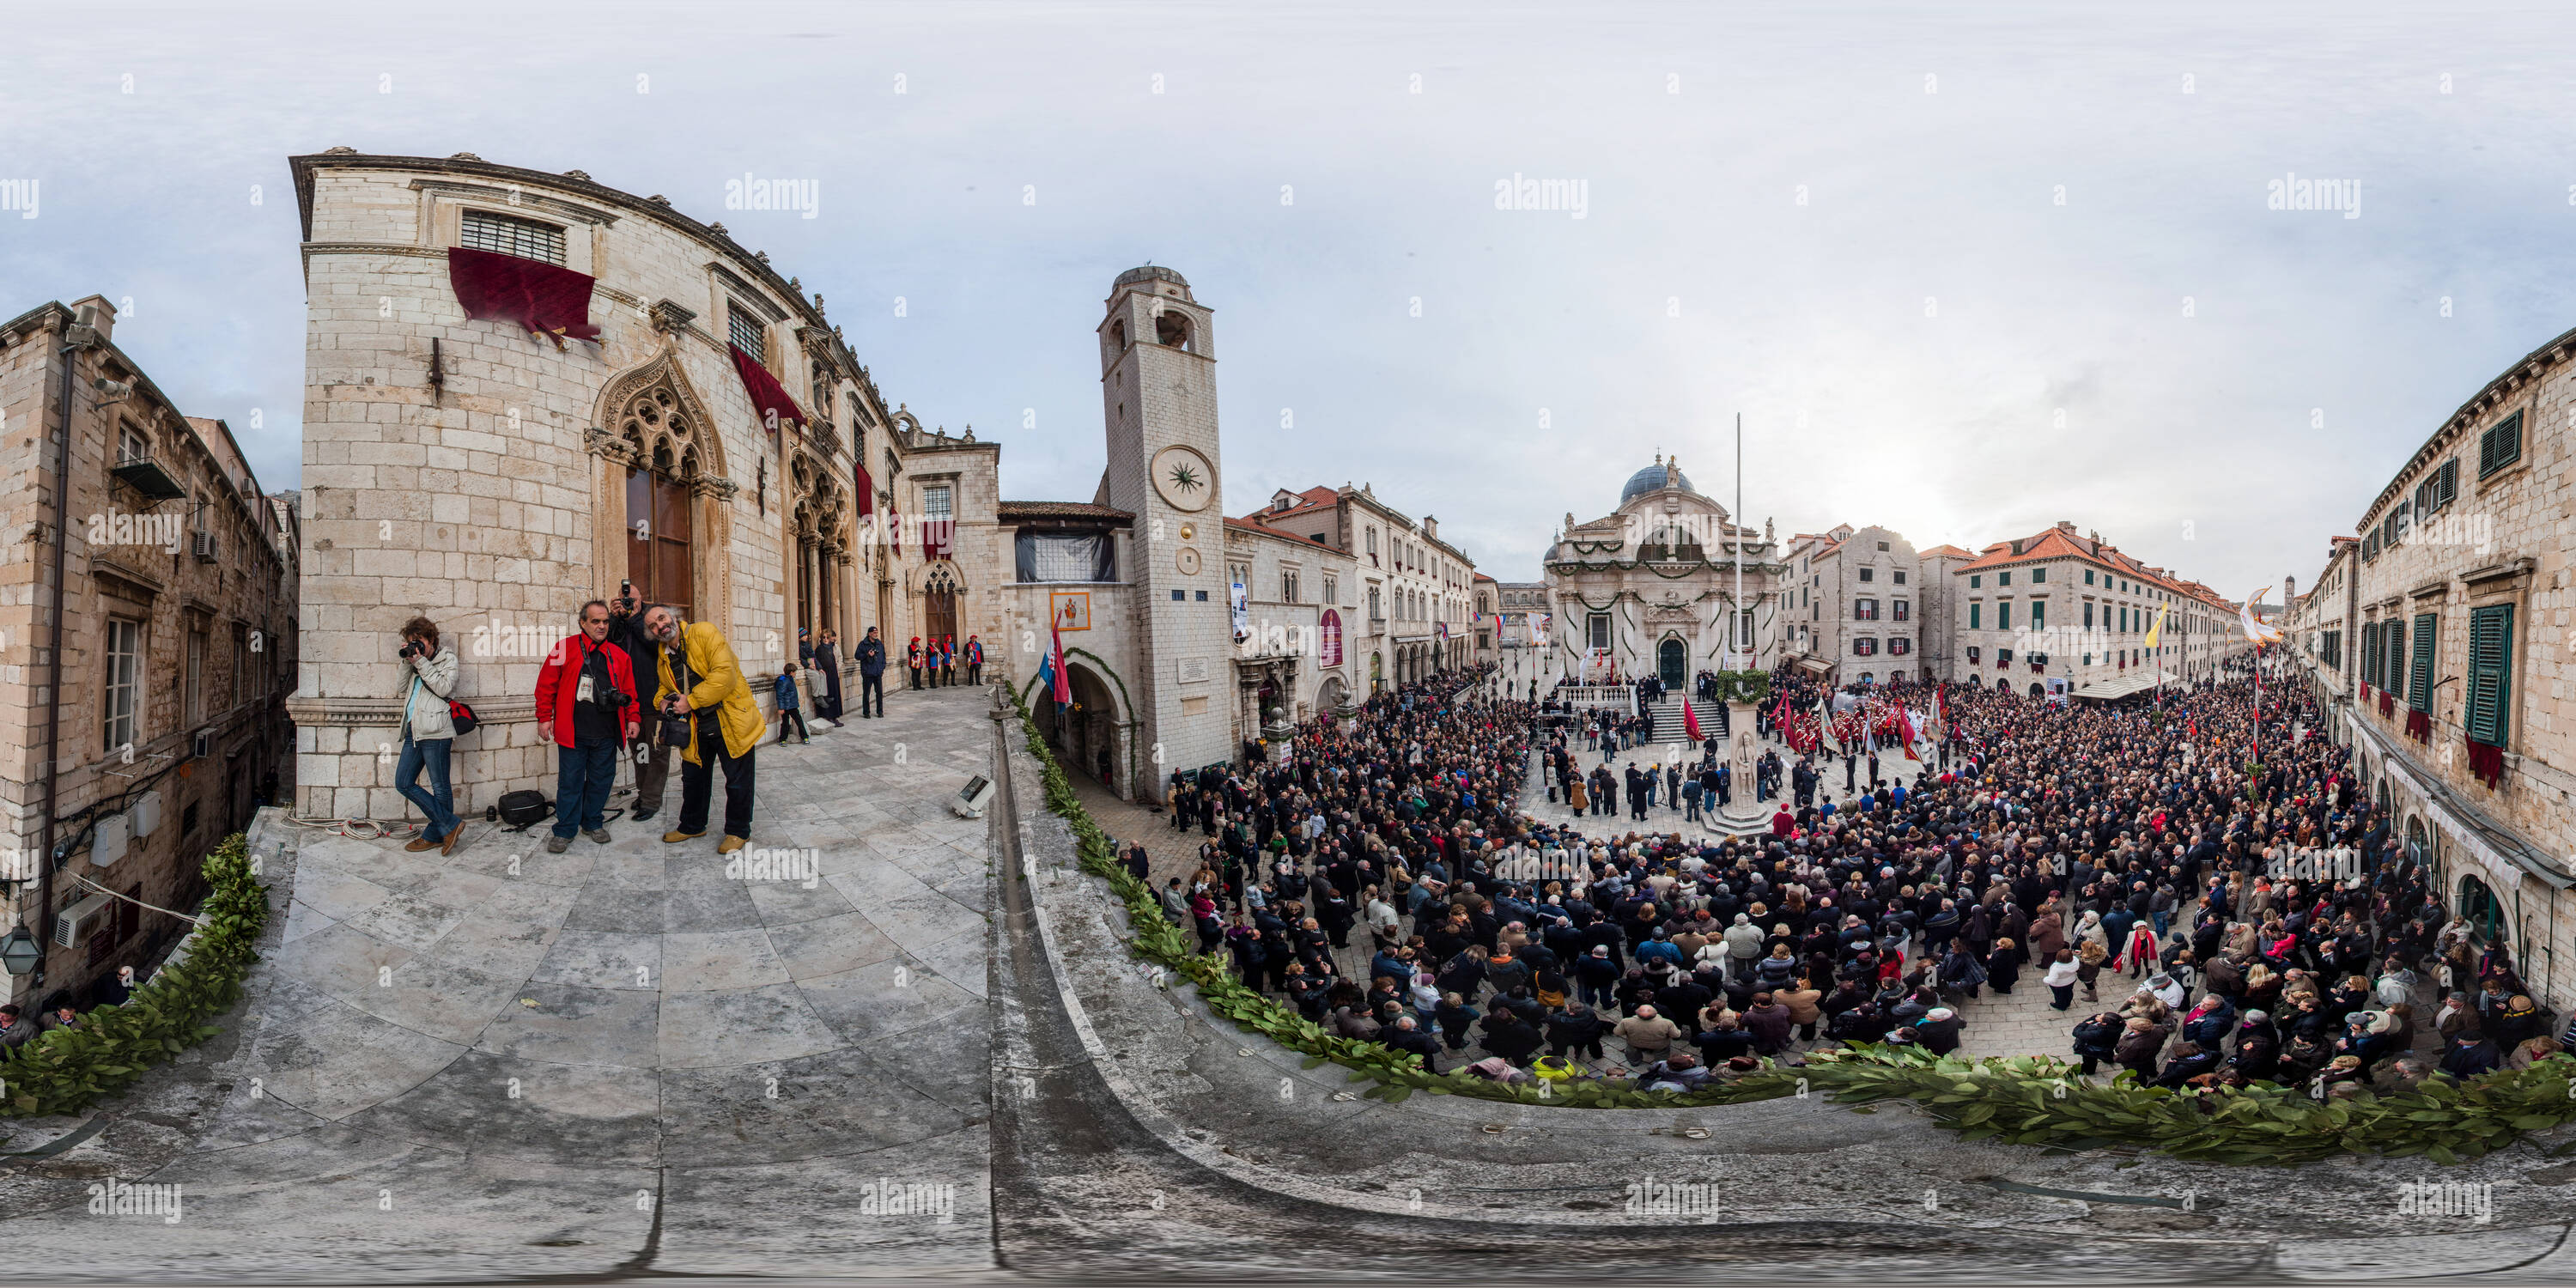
[1048,604,1073,704]
[1896,705,1922,761]
[1682,698,1703,742]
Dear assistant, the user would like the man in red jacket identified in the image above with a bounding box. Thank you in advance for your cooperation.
[536,600,642,854]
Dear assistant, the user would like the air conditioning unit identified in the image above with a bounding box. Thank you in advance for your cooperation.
[132,789,161,838]
[192,532,218,562]
[54,892,112,949]
[91,812,129,867]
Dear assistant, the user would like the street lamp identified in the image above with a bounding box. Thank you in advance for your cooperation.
[0,925,42,976]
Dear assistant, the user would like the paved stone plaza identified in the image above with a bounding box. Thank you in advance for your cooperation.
[0,687,997,1279]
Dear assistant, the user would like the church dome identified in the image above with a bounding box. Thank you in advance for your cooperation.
[1115,264,1190,289]
[1619,460,1695,504]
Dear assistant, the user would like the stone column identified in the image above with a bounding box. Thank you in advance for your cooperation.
[1709,696,1771,836]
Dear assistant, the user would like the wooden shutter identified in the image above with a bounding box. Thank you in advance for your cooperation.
[2408,611,2437,713]
[2464,604,2513,746]
[2360,621,2380,688]
[2436,458,2458,509]
[2479,410,2523,478]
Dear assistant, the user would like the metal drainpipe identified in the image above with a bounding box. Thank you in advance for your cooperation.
[35,309,94,989]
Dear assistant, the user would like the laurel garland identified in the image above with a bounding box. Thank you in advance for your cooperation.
[1015,698,2575,1159]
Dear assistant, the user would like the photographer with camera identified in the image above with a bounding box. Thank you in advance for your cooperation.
[641,604,762,854]
[535,599,644,854]
[606,581,676,823]
[393,616,465,854]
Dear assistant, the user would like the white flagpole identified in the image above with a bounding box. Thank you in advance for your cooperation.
[1734,411,1745,673]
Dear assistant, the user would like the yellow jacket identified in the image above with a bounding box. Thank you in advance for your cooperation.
[654,621,763,765]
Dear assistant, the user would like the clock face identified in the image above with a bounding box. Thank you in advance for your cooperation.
[1150,445,1215,513]
[1176,546,1201,575]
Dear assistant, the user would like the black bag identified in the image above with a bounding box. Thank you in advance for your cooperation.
[447,699,479,737]
[493,790,552,829]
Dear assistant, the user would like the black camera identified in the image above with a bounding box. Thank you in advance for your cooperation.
[657,708,693,748]
[398,639,422,660]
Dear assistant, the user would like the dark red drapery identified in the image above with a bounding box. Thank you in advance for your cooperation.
[920,517,955,562]
[2379,690,2397,718]
[2466,738,2506,787]
[2404,708,2432,743]
[446,246,600,343]
[854,461,875,518]
[729,344,808,432]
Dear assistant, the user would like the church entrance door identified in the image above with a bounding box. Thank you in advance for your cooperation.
[1657,637,1686,690]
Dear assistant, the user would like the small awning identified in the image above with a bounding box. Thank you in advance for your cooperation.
[2070,672,2165,702]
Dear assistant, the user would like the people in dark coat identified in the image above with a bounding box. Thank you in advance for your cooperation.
[1984,937,2024,996]
[2071,1011,2122,1077]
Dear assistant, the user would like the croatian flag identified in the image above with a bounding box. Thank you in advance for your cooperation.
[1682,697,1703,742]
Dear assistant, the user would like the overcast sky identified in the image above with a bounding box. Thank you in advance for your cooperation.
[9,1,2572,599]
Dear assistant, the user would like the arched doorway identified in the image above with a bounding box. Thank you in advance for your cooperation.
[1317,674,1348,714]
[1657,637,1686,689]
[1037,661,1123,793]
[2030,683,2044,698]
[922,564,959,648]
[2458,872,2505,944]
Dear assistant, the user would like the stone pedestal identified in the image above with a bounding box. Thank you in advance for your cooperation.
[1705,698,1773,838]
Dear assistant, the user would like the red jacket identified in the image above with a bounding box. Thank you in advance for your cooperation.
[535,632,642,748]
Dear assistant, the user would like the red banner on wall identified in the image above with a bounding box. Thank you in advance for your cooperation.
[446,247,600,345]
[729,343,808,432]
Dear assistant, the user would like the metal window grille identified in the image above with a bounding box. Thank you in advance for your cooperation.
[460,210,567,265]
[728,305,767,356]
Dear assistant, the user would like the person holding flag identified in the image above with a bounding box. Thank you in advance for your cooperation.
[1036,602,1074,708]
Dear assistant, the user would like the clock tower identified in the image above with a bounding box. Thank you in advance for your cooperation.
[1098,265,1233,781]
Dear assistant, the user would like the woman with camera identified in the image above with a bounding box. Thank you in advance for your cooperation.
[394,616,465,854]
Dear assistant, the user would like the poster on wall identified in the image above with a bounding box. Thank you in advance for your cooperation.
[1230,579,1250,644]
[1319,608,1345,666]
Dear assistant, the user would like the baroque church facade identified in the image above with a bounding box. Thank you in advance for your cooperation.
[287,150,1368,817]
[1540,457,1784,689]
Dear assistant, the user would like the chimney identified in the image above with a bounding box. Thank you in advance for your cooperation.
[1422,515,1438,539]
[2056,519,2075,532]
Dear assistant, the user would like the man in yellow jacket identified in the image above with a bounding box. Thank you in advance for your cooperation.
[642,605,762,853]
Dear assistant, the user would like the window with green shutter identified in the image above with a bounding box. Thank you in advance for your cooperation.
[2479,410,2524,479]
[1969,603,1981,630]
[2361,620,2382,688]
[2465,605,2513,746]
[2408,611,2438,714]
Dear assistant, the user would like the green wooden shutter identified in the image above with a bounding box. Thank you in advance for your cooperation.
[2361,623,2379,688]
[2465,605,2513,745]
[2408,611,2438,713]
[2480,410,2523,478]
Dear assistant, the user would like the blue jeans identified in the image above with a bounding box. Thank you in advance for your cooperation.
[552,738,618,838]
[396,735,459,841]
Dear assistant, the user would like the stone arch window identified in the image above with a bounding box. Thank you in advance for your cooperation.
[1110,318,1128,351]
[1155,310,1194,351]
[617,380,705,483]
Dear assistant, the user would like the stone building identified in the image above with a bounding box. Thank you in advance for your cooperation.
[287,149,893,822]
[2310,321,2574,1012]
[1234,483,1479,693]
[1541,457,1782,687]
[0,297,298,1006]
[1489,579,1549,696]
[1775,523,1935,685]
[1948,521,2245,701]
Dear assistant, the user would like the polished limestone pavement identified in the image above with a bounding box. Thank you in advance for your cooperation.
[0,685,998,1279]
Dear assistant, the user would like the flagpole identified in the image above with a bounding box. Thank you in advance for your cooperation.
[1734,411,1745,675]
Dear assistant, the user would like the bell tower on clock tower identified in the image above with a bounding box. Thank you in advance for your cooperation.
[1098,264,1231,785]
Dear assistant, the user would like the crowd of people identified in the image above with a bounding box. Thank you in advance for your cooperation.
[1125,653,2550,1097]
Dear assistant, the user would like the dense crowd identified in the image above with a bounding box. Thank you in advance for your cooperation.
[1124,655,2549,1096]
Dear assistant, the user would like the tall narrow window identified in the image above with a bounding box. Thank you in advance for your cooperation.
[728,304,767,359]
[2408,611,2439,713]
[2465,605,2514,746]
[185,624,206,724]
[103,617,141,752]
